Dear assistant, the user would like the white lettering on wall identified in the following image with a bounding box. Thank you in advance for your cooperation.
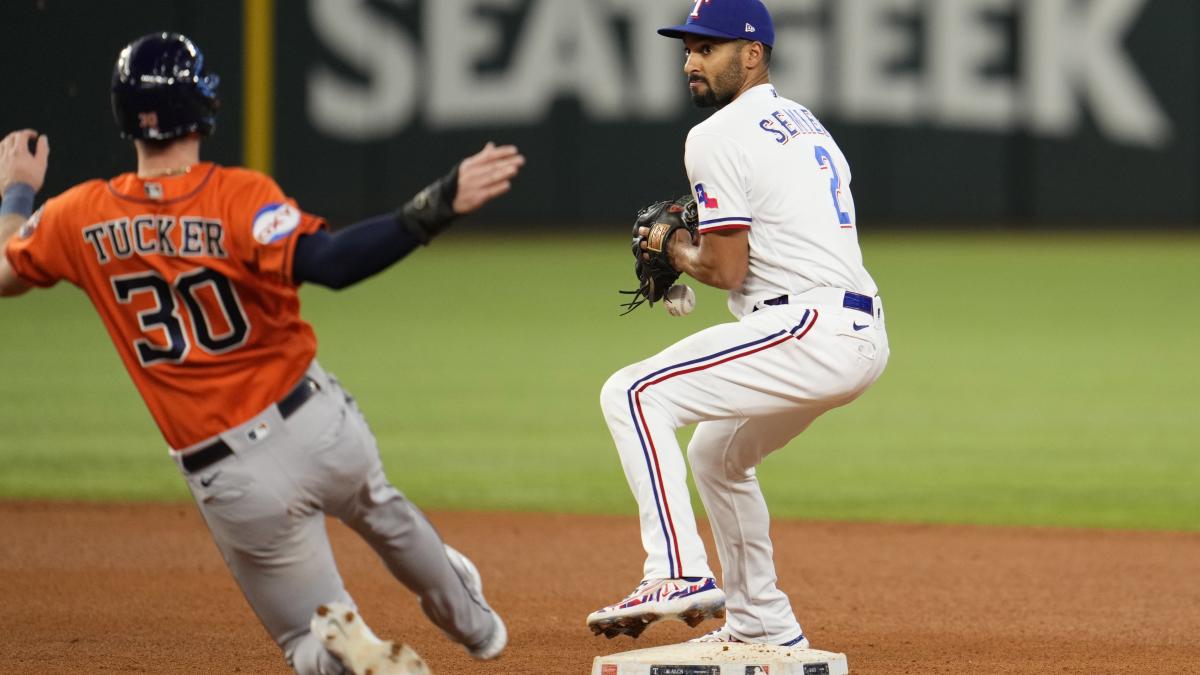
[504,0,625,121]
[307,0,1170,147]
[929,0,1016,130]
[1025,0,1168,146]
[838,0,921,124]
[307,0,418,140]
[605,0,687,118]
[426,0,523,127]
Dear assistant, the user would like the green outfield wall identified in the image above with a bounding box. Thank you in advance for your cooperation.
[3,0,1197,226]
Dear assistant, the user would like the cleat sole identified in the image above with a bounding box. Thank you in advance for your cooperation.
[590,607,722,639]
[681,604,725,627]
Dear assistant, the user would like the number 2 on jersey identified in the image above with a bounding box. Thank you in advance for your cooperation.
[814,145,853,227]
[111,268,250,366]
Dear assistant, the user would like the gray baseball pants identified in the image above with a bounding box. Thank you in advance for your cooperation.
[174,360,493,674]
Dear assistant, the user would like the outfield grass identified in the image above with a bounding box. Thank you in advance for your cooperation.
[1,232,1196,531]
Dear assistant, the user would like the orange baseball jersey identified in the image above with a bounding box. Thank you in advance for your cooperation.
[5,163,325,449]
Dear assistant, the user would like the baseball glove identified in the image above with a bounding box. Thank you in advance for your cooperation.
[619,195,698,315]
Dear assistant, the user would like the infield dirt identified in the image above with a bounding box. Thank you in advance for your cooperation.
[2,502,1197,674]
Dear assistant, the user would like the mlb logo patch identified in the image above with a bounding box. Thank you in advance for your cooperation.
[252,202,302,244]
[247,422,271,442]
[694,183,719,209]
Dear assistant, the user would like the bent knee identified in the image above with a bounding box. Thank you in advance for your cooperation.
[685,442,724,476]
[687,433,760,481]
[599,368,638,419]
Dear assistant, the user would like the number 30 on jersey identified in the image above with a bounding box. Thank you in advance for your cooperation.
[111,268,251,366]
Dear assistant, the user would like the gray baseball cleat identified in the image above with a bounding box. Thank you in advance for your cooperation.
[690,625,810,648]
[443,544,507,660]
[310,603,430,675]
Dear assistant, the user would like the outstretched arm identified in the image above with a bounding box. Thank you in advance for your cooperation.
[0,129,50,297]
[398,141,524,244]
[294,142,524,290]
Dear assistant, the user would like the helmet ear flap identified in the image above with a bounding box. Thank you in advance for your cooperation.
[200,72,221,95]
[111,32,221,141]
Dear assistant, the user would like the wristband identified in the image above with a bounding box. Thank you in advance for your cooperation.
[398,162,460,244]
[1,183,36,219]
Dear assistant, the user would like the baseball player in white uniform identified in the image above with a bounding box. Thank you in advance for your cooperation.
[587,0,889,648]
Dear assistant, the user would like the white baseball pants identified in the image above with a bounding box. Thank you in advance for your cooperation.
[600,287,888,644]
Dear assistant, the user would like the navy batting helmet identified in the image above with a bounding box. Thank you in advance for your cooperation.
[111,32,220,141]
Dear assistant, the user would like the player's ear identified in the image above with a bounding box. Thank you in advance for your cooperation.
[745,41,766,69]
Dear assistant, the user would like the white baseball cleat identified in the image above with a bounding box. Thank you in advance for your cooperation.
[587,577,726,639]
[690,625,810,648]
[310,603,430,675]
[443,545,507,660]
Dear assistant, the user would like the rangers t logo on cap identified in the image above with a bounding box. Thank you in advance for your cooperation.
[661,0,776,48]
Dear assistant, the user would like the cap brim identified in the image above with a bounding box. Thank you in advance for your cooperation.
[657,24,743,41]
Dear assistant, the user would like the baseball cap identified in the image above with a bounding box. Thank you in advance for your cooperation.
[658,0,776,48]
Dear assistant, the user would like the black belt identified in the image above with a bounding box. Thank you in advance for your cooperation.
[181,377,320,473]
[757,290,875,315]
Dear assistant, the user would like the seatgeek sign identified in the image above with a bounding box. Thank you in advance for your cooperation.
[307,0,1167,148]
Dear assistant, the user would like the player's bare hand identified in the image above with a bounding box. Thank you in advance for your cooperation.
[0,129,50,194]
[638,225,695,263]
[453,142,525,215]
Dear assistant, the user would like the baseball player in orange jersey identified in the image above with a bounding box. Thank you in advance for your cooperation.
[0,32,523,675]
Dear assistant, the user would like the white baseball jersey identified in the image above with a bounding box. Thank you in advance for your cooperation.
[598,83,889,646]
[685,84,877,317]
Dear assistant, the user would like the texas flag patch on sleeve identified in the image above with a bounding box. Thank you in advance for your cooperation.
[694,183,719,209]
[692,181,751,231]
[686,134,752,231]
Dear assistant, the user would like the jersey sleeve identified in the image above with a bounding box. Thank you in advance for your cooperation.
[225,171,326,286]
[5,196,79,288]
[684,132,753,233]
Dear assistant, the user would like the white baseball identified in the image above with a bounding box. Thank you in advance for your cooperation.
[663,284,696,316]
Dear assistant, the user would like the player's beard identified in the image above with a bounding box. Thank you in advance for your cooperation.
[690,54,745,109]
